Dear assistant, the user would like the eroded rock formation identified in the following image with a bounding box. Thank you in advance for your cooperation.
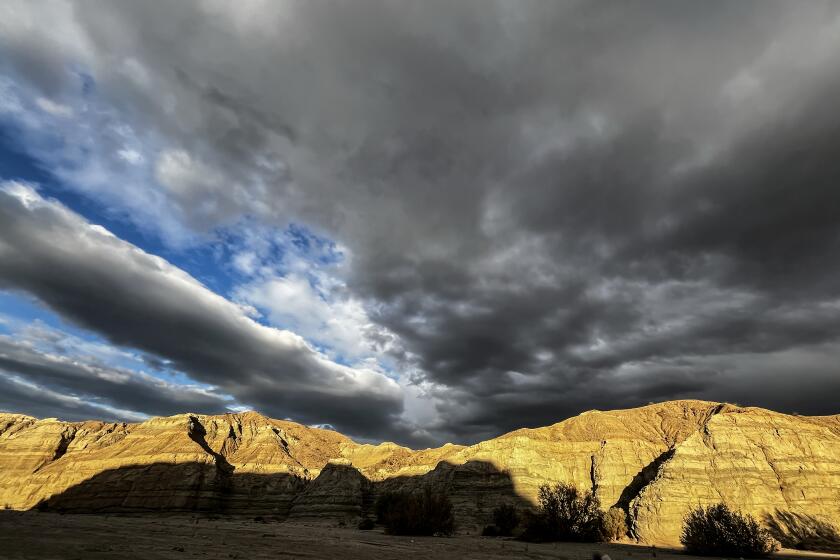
[1,400,838,546]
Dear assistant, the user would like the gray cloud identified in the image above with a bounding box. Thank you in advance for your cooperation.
[2,1,840,444]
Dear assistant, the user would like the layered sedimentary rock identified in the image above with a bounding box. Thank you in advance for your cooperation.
[630,407,840,544]
[288,460,372,520]
[1,400,838,546]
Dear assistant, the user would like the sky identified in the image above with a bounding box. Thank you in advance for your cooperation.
[1,1,840,447]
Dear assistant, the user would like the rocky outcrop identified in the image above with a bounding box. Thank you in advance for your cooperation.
[288,460,372,522]
[1,400,838,546]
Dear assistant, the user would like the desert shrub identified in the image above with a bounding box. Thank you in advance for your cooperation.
[374,487,454,536]
[492,503,520,536]
[603,507,628,540]
[357,518,375,530]
[520,482,605,542]
[681,503,779,557]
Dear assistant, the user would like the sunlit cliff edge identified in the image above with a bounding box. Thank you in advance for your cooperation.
[2,399,839,546]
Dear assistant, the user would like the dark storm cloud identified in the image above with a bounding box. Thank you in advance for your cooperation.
[0,335,230,417]
[650,80,840,297]
[0,372,144,423]
[2,0,840,444]
[424,363,717,443]
[0,185,403,438]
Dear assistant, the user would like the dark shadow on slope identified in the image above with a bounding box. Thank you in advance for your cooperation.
[764,509,840,553]
[26,460,840,556]
[34,417,308,517]
[50,429,76,463]
[31,459,532,534]
[186,415,234,504]
[612,447,675,538]
[286,462,373,521]
[34,462,309,516]
[29,460,530,529]
[371,460,534,532]
[187,415,233,475]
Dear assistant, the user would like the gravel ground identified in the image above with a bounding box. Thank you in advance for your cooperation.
[0,512,837,560]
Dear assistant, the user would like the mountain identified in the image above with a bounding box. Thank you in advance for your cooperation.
[1,400,839,546]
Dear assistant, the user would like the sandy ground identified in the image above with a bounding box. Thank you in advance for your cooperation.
[0,512,837,560]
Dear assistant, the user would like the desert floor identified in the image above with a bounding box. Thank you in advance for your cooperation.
[0,512,838,560]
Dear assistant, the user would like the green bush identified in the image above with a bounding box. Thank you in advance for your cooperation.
[520,482,605,542]
[603,507,628,540]
[681,503,779,557]
[374,487,454,536]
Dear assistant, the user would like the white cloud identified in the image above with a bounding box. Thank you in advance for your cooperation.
[225,222,401,365]
[232,251,259,275]
[35,97,74,117]
[0,77,198,246]
[155,149,218,196]
[117,148,144,165]
[0,181,41,208]
[237,274,376,361]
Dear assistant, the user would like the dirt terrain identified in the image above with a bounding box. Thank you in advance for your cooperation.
[0,512,837,560]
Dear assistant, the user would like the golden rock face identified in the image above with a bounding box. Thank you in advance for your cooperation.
[1,400,838,545]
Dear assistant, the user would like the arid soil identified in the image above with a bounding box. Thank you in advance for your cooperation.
[0,512,837,560]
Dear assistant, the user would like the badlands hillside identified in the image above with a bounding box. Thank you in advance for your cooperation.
[1,400,839,546]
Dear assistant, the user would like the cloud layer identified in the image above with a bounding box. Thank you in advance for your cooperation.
[2,1,840,444]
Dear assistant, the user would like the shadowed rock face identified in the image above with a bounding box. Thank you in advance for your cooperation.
[1,400,839,545]
[288,461,372,521]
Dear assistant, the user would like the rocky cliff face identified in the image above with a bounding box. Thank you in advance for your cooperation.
[1,401,838,546]
[629,407,840,544]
